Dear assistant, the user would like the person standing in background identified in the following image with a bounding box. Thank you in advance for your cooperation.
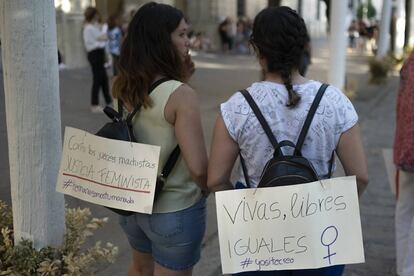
[218,17,233,52]
[83,7,112,113]
[107,14,123,76]
[394,50,414,276]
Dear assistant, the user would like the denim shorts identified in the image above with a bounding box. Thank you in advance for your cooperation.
[119,196,207,270]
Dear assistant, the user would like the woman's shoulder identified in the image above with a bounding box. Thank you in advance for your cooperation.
[83,23,97,30]
[164,82,195,102]
[302,80,352,105]
[83,23,92,31]
[154,79,185,92]
[109,26,122,34]
[322,83,354,108]
[83,23,101,36]
[169,80,188,93]
[224,82,264,103]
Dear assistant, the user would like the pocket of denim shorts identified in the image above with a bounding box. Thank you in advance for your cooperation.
[149,212,183,238]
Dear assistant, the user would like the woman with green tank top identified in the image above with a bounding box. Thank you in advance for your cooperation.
[112,3,209,275]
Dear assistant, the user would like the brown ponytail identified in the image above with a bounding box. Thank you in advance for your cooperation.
[250,6,309,108]
[281,70,301,107]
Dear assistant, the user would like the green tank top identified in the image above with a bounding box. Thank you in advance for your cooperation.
[131,80,202,213]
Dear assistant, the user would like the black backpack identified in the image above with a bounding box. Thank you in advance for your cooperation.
[239,83,332,188]
[95,78,180,216]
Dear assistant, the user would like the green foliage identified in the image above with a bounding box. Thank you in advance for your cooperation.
[0,201,12,231]
[368,56,392,84]
[0,201,118,275]
[357,0,377,19]
[366,0,376,19]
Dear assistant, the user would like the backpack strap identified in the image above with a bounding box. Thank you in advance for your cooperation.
[327,150,335,178]
[160,145,181,180]
[126,77,171,124]
[117,99,124,119]
[240,89,283,157]
[239,153,251,188]
[295,83,329,155]
[121,77,181,183]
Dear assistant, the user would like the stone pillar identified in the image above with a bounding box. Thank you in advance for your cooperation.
[0,0,65,249]
[328,0,347,90]
[56,0,93,68]
[394,0,405,56]
[281,0,298,10]
[301,0,327,39]
[280,0,327,38]
[410,0,414,45]
[245,0,267,19]
[377,0,392,58]
[123,0,175,14]
[186,0,237,51]
[404,0,412,48]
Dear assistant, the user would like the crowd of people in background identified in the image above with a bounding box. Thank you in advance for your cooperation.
[347,18,379,54]
[81,8,261,113]
[217,16,252,54]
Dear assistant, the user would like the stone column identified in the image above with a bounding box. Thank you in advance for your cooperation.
[0,0,65,248]
[245,0,267,19]
[123,0,175,14]
[186,0,237,51]
[377,0,392,59]
[328,0,347,89]
[56,0,93,68]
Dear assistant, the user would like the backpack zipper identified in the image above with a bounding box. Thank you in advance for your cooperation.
[260,174,310,186]
[260,159,316,179]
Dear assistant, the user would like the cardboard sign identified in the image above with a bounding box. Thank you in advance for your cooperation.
[56,127,160,214]
[215,176,364,274]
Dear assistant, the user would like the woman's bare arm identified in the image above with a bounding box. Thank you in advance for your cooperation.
[207,115,239,192]
[165,84,208,193]
[336,124,369,196]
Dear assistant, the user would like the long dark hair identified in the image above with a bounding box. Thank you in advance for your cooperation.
[250,6,309,107]
[112,2,185,108]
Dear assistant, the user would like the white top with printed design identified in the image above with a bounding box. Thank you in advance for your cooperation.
[221,80,358,188]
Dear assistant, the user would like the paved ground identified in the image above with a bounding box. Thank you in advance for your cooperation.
[0,37,399,275]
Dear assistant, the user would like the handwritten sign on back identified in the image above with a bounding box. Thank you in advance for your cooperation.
[56,126,160,214]
[215,176,364,274]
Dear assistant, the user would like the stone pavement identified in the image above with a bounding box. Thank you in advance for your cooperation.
[0,37,399,275]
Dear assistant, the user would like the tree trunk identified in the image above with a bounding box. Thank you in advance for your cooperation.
[0,0,65,249]
[328,0,347,89]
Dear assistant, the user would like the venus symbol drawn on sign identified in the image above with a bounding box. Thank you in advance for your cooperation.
[320,225,338,265]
